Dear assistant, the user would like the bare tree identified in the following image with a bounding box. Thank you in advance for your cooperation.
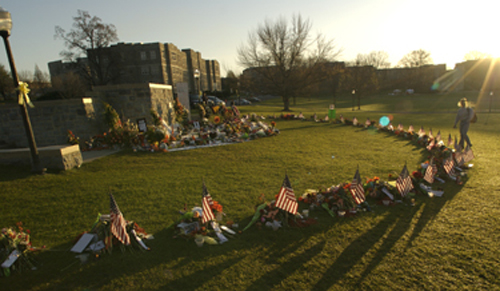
[238,15,341,111]
[31,65,51,97]
[0,64,13,100]
[353,51,391,69]
[17,70,33,83]
[397,49,433,68]
[463,50,492,61]
[344,64,379,110]
[51,71,87,99]
[55,10,119,86]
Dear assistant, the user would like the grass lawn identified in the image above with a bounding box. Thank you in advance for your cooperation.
[1,90,499,290]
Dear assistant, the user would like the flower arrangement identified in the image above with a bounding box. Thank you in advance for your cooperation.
[84,103,280,152]
[0,222,43,277]
[67,130,80,145]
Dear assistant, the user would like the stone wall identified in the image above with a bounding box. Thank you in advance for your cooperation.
[0,98,104,148]
[0,83,175,149]
[90,83,175,127]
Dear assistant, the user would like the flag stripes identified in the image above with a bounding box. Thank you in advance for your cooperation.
[276,174,298,215]
[426,138,435,151]
[443,157,455,176]
[202,182,215,223]
[424,162,437,184]
[350,168,366,204]
[110,193,131,246]
[396,164,414,197]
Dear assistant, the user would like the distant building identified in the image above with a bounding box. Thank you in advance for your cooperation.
[376,64,447,92]
[48,42,221,95]
[453,58,500,91]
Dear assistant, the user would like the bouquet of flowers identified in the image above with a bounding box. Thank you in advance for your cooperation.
[0,222,43,277]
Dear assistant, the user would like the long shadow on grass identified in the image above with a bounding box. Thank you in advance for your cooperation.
[4,227,243,291]
[247,240,326,290]
[0,164,38,181]
[312,130,466,290]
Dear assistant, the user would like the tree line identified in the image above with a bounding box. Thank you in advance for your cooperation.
[0,10,492,109]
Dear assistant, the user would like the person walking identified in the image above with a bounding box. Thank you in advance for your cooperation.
[453,98,474,149]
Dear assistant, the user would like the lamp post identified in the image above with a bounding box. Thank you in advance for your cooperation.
[193,69,200,97]
[351,89,356,111]
[0,7,44,174]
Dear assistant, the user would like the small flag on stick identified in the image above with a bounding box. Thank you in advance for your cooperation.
[275,174,298,215]
[418,126,425,137]
[110,193,131,246]
[201,181,215,224]
[408,125,414,134]
[350,167,366,204]
[443,157,456,176]
[396,164,414,197]
[426,138,435,151]
[424,159,438,184]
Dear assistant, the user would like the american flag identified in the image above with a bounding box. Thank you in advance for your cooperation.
[109,193,131,245]
[418,126,425,137]
[350,168,366,204]
[426,138,435,151]
[201,182,215,224]
[464,146,474,163]
[436,131,441,142]
[447,134,452,147]
[396,164,414,197]
[443,157,455,176]
[428,128,433,139]
[408,125,414,133]
[424,160,437,184]
[275,174,298,215]
[454,151,465,167]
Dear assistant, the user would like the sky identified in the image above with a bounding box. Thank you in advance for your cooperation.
[0,0,498,77]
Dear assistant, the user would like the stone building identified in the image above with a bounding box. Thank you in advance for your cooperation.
[376,64,447,92]
[48,42,221,96]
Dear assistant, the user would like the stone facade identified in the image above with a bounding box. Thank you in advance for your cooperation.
[0,83,174,149]
[0,98,104,148]
[89,83,175,127]
[49,42,222,96]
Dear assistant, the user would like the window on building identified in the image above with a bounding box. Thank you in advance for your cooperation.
[140,51,147,60]
[150,51,156,60]
[141,66,149,75]
[151,66,160,75]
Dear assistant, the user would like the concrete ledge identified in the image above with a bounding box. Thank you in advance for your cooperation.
[0,144,83,170]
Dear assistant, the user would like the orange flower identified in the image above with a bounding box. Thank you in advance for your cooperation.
[214,116,221,124]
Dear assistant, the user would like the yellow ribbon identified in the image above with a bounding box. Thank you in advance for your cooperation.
[18,81,34,108]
